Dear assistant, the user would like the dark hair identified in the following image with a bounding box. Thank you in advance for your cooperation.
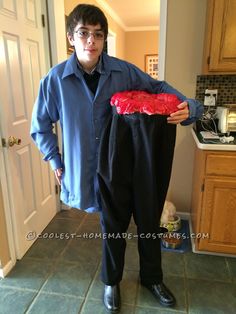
[66,4,108,39]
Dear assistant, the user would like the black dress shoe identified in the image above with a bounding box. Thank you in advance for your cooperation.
[103,284,121,313]
[142,282,176,307]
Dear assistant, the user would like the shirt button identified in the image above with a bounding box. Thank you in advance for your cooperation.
[95,137,99,140]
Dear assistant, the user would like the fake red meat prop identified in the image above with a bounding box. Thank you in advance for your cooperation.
[110,91,181,115]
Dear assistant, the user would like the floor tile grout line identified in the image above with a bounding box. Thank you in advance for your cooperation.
[181,254,233,283]
[225,257,233,284]
[0,258,59,294]
[123,271,139,314]
[27,290,85,298]
[23,212,100,314]
[54,213,89,260]
[24,214,88,261]
[133,281,140,314]
[134,304,187,313]
[24,259,100,314]
[23,240,76,314]
[23,263,61,313]
[4,210,236,313]
[75,213,95,231]
[78,260,102,313]
[183,275,232,284]
[22,256,102,266]
[82,295,137,307]
[0,285,38,293]
[183,253,190,314]
[24,213,98,313]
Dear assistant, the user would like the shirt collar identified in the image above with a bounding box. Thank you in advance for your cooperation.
[76,56,102,75]
[62,52,122,79]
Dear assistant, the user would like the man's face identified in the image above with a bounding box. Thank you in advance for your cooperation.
[67,23,105,68]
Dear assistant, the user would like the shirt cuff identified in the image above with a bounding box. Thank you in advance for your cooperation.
[49,154,62,171]
[186,99,196,119]
[180,98,201,126]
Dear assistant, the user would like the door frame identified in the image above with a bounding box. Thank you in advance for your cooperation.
[0,127,16,277]
[107,29,117,57]
[158,0,167,80]
[0,0,67,277]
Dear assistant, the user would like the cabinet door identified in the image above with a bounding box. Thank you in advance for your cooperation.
[199,177,236,254]
[206,0,236,73]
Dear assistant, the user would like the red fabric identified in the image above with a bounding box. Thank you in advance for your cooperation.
[110,91,181,115]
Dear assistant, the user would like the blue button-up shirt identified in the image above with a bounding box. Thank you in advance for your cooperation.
[30,52,203,212]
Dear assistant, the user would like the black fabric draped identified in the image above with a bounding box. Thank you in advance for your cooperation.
[97,108,176,285]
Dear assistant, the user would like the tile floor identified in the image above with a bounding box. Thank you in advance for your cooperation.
[0,209,236,314]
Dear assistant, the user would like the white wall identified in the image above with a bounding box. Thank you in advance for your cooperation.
[164,0,207,212]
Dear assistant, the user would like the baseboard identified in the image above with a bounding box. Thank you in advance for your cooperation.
[176,211,190,220]
[0,259,16,278]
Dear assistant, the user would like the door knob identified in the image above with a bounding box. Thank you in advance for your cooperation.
[1,136,22,147]
[8,136,21,147]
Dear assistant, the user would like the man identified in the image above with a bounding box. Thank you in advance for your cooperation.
[31,4,203,313]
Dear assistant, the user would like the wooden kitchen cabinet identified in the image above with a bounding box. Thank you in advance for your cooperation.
[191,148,236,254]
[202,0,236,74]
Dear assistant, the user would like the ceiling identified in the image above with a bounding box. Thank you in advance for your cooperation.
[97,0,160,31]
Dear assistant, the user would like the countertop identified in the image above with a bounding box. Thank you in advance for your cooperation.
[191,128,236,151]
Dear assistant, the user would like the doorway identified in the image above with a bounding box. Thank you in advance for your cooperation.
[0,0,58,276]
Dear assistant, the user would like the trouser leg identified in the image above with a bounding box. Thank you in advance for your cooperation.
[97,115,133,285]
[97,113,176,285]
[127,114,176,285]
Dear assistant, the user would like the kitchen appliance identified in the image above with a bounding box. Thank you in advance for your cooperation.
[216,104,236,133]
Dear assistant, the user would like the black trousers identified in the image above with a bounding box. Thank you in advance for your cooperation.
[97,110,176,285]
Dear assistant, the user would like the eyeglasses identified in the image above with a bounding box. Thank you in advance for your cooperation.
[74,29,105,40]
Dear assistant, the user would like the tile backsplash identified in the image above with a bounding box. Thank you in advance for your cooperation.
[195,75,236,106]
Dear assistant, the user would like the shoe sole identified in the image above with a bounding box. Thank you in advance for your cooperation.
[103,300,120,313]
[104,307,120,314]
[159,299,176,307]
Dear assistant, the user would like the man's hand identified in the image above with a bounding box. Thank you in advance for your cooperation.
[54,168,63,185]
[167,101,189,124]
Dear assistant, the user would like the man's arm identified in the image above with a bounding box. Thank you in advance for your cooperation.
[30,77,62,171]
[157,81,203,125]
[127,64,204,125]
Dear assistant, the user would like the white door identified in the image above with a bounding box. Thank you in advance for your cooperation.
[0,0,57,259]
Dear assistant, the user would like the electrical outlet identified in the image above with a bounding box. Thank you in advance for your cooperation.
[204,89,218,106]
